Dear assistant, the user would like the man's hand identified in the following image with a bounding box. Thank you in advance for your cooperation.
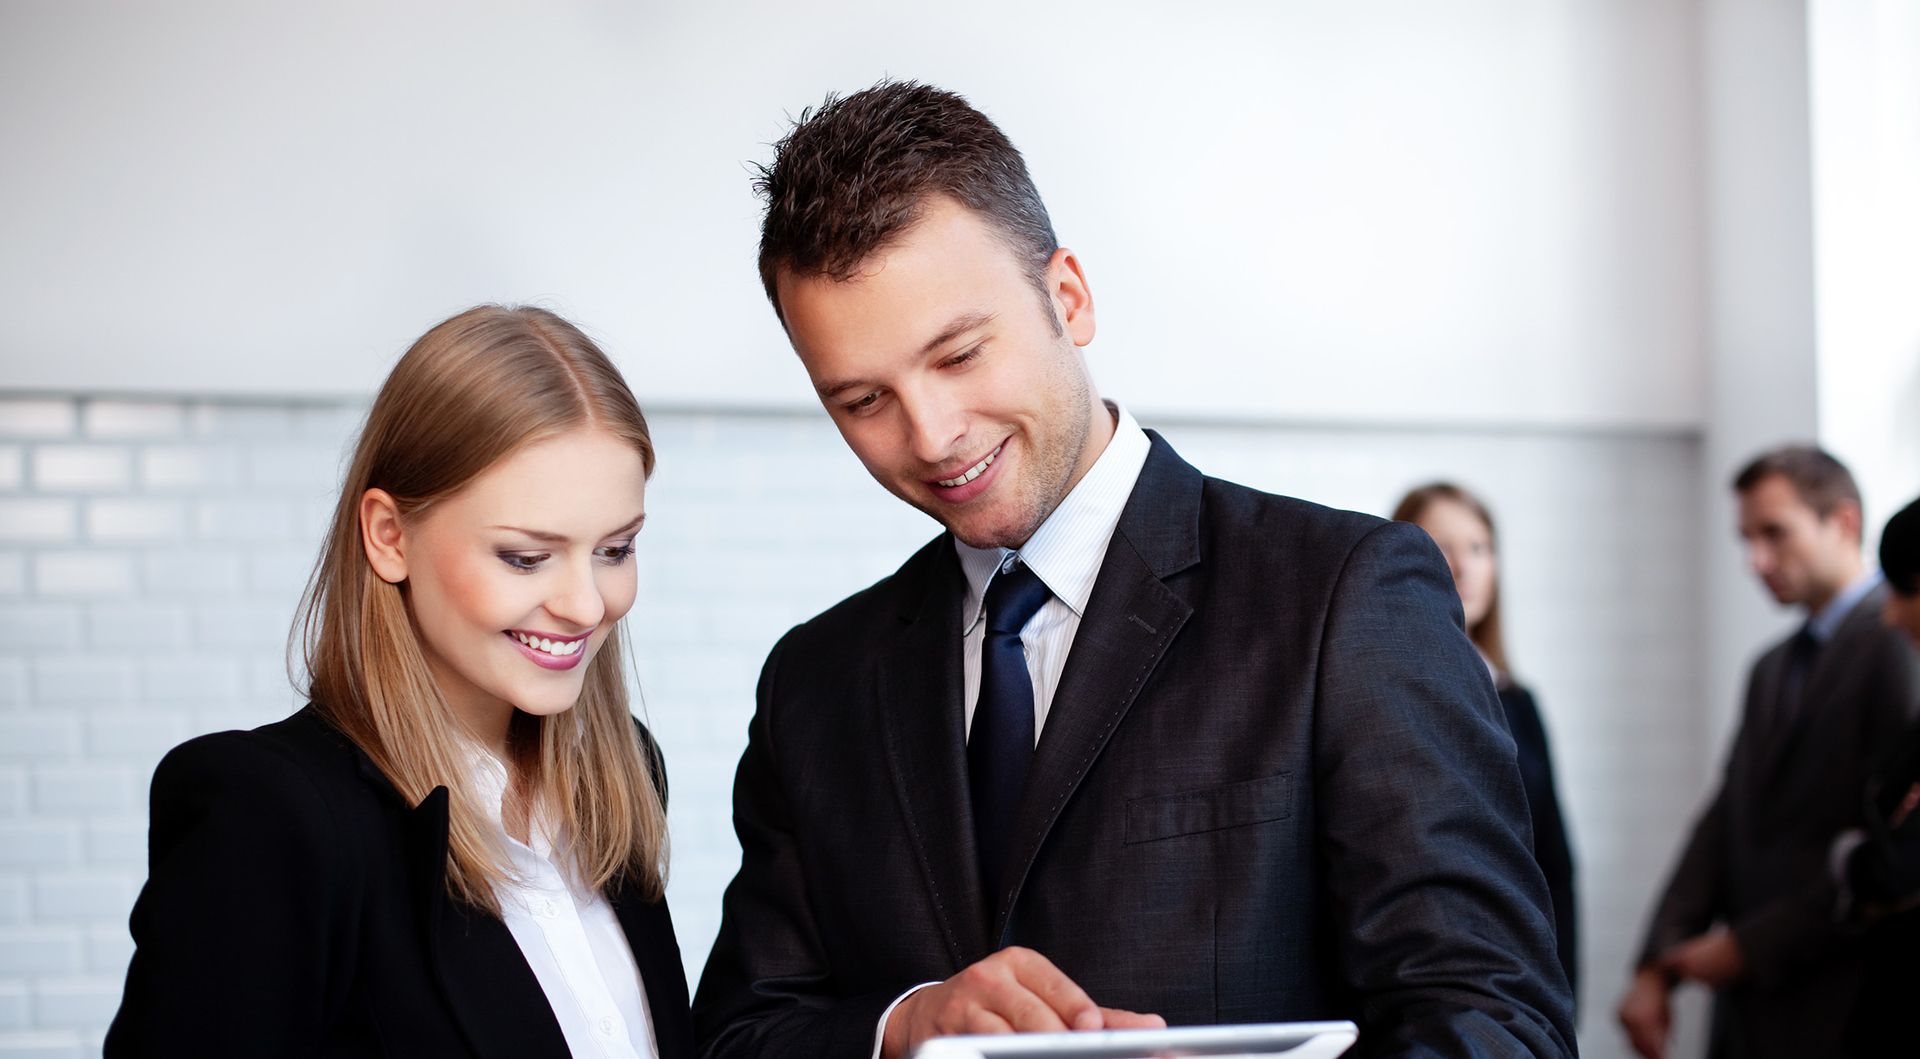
[1616,967,1673,1059]
[1659,927,1745,988]
[881,947,1165,1059]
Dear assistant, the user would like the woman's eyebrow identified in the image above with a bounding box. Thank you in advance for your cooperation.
[488,512,646,543]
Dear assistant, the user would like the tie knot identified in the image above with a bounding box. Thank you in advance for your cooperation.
[984,561,1051,636]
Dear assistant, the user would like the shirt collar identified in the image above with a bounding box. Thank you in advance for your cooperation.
[464,741,560,863]
[955,403,1152,631]
[1807,567,1883,644]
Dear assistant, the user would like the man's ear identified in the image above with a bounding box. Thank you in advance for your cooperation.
[1832,498,1864,545]
[360,488,409,584]
[1048,248,1096,348]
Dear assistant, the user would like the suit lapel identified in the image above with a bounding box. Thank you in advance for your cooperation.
[609,883,693,1059]
[877,541,992,963]
[1752,584,1890,791]
[991,434,1202,938]
[401,785,571,1059]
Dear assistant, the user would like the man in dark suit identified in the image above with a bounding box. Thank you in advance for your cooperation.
[1618,447,1920,1059]
[693,81,1574,1059]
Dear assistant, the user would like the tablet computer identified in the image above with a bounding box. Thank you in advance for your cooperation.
[908,1021,1358,1059]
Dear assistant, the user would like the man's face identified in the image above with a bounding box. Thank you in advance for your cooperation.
[1736,474,1857,608]
[775,196,1106,550]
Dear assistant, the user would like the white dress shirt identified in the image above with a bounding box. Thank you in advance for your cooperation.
[471,752,658,1059]
[869,403,1152,1057]
[954,404,1153,738]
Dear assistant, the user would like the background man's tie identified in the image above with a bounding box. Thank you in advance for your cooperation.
[969,559,1052,899]
[1773,625,1821,739]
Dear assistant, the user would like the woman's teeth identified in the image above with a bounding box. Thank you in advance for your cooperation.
[513,632,584,656]
[938,447,998,487]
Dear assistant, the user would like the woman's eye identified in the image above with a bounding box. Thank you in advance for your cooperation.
[596,544,636,564]
[498,553,548,572]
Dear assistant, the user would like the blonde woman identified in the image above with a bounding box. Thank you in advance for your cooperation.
[107,306,690,1058]
[1394,482,1578,1005]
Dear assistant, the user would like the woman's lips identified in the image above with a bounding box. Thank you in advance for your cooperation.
[504,630,589,671]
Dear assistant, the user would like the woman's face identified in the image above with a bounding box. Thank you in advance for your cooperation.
[1415,496,1497,630]
[363,429,647,747]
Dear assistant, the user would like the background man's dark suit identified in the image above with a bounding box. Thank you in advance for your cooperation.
[694,435,1576,1058]
[1637,583,1918,1059]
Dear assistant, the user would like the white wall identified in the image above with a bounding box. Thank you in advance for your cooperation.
[2,0,1706,430]
[0,394,1698,1059]
[1810,0,1920,549]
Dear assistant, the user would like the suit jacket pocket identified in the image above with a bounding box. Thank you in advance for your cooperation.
[1124,772,1293,844]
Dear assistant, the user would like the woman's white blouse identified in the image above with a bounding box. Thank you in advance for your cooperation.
[472,753,657,1059]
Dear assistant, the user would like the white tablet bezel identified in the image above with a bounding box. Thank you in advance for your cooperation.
[908,1020,1358,1059]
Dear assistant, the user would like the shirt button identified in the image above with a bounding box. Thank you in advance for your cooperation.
[598,1016,614,1036]
[541,898,557,917]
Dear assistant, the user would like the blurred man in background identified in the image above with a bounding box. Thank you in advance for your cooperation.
[1619,446,1920,1059]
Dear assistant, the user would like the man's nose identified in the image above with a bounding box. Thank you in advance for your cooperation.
[900,393,964,467]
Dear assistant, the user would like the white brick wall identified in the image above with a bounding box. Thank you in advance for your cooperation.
[0,394,1709,1059]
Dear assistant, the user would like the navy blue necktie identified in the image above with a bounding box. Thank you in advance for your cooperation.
[1775,625,1821,736]
[969,559,1052,898]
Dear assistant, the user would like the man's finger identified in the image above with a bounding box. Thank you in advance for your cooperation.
[989,983,1075,1034]
[1003,948,1100,1028]
[1097,1007,1167,1029]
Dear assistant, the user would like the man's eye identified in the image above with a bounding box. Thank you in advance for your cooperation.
[845,391,882,415]
[944,345,983,368]
[498,553,547,572]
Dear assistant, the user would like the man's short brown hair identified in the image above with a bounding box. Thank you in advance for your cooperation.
[1733,444,1863,538]
[752,80,1059,328]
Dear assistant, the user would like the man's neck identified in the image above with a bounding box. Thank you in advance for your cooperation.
[1804,557,1867,619]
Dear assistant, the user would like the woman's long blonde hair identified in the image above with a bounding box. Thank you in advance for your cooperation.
[295,304,667,912]
[1392,482,1511,679]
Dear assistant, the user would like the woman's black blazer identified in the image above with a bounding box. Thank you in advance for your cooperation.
[105,705,693,1058]
[1496,680,1577,1001]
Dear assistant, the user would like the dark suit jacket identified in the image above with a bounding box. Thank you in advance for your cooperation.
[1637,583,1919,1059]
[106,706,694,1059]
[693,435,1574,1058]
[1842,708,1920,1054]
[1498,681,1578,1002]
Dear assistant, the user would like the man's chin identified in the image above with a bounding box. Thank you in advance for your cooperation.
[939,507,1042,552]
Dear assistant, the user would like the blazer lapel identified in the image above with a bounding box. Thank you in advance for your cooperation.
[1752,584,1890,791]
[877,540,993,964]
[402,785,571,1059]
[992,434,1201,938]
[609,883,693,1059]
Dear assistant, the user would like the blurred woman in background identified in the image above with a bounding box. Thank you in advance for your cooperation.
[1395,483,1578,1002]
[107,305,692,1058]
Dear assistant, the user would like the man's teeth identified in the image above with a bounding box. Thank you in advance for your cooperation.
[937,448,998,488]
[513,632,584,656]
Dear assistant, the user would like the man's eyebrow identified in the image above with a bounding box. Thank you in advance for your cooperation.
[488,512,646,543]
[815,310,997,400]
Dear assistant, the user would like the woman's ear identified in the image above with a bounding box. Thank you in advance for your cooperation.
[359,488,409,584]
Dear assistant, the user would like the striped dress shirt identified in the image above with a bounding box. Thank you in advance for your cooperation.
[954,403,1152,743]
